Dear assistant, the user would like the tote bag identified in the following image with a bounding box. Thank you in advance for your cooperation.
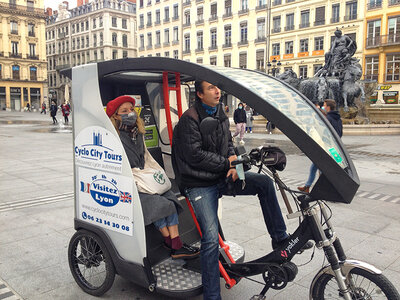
[131,145,171,195]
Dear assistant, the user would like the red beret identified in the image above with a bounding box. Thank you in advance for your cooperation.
[106,95,136,117]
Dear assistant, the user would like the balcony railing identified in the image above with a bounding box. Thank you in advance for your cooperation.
[238,40,248,46]
[155,43,161,48]
[285,25,294,31]
[196,19,204,25]
[195,47,204,53]
[367,2,382,9]
[55,64,71,71]
[139,25,144,29]
[183,49,191,54]
[223,11,232,18]
[300,22,310,28]
[27,55,39,60]
[223,43,232,48]
[183,0,191,7]
[208,45,217,51]
[255,37,266,43]
[163,42,170,46]
[172,40,179,45]
[28,31,35,37]
[364,74,378,81]
[238,8,249,15]
[389,0,400,5]
[146,22,152,27]
[272,27,281,33]
[183,22,190,28]
[366,34,400,48]
[256,4,267,10]
[209,15,218,22]
[366,36,381,48]
[331,17,340,23]
[163,18,170,23]
[385,73,400,82]
[154,20,161,25]
[0,51,4,57]
[10,29,18,35]
[0,2,44,15]
[314,20,325,26]
[273,0,282,5]
[344,14,357,21]
[9,52,22,58]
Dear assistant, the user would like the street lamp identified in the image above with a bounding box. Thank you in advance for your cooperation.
[267,58,282,77]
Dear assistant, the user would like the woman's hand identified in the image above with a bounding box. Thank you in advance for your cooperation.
[226,168,239,181]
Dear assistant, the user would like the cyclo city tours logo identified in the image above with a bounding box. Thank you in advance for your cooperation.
[80,174,132,206]
[153,170,166,185]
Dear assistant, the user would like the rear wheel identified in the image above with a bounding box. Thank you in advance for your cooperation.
[68,230,115,296]
[312,266,400,300]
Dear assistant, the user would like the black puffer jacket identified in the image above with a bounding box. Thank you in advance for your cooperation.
[233,108,247,124]
[172,101,235,189]
[327,111,343,137]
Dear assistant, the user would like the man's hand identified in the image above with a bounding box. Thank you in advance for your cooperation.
[227,168,239,182]
[228,155,237,168]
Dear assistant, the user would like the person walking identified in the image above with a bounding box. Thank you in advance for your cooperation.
[298,99,342,192]
[232,102,246,144]
[50,100,58,124]
[245,104,254,133]
[41,102,47,114]
[26,102,31,112]
[172,81,312,300]
[61,102,71,124]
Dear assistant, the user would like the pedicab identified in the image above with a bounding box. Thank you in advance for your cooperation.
[63,57,400,299]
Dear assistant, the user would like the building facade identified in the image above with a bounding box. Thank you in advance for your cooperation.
[45,0,137,104]
[137,0,181,59]
[364,0,400,105]
[0,0,47,111]
[269,0,365,78]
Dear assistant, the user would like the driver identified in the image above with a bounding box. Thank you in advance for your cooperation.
[106,95,199,260]
[172,81,312,300]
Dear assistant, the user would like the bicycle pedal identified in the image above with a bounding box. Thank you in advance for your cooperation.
[250,296,266,300]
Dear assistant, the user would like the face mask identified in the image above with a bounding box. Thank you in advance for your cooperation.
[120,112,137,128]
[321,107,326,111]
[239,106,243,109]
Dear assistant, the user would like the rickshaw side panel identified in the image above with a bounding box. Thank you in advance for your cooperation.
[71,64,147,265]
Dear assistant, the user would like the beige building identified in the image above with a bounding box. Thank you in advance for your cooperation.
[45,0,137,104]
[181,0,268,71]
[363,0,400,106]
[137,0,181,59]
[269,0,365,78]
[0,0,47,111]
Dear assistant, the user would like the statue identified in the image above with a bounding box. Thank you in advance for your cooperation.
[278,29,365,112]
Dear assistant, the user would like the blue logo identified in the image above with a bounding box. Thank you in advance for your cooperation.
[90,179,120,207]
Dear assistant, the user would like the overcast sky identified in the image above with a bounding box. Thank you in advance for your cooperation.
[44,0,77,10]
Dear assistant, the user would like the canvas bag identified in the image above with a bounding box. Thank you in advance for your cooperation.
[131,145,171,195]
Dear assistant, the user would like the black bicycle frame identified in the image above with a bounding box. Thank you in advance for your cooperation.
[223,212,320,277]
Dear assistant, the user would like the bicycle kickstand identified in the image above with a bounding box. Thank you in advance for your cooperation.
[249,284,270,300]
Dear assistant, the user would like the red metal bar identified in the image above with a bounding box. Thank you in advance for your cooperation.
[175,72,183,118]
[219,261,237,288]
[185,197,203,237]
[162,71,174,144]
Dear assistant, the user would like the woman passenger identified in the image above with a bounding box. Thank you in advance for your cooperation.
[106,95,199,260]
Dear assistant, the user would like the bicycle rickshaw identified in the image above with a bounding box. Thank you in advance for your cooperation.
[63,57,399,299]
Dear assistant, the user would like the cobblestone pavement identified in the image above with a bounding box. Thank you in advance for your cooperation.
[0,111,399,300]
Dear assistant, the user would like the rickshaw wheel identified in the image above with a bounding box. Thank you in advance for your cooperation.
[68,229,115,296]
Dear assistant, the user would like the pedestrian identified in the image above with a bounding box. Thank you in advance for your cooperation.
[298,99,342,193]
[245,104,254,133]
[26,102,31,112]
[41,102,47,114]
[232,102,246,144]
[50,100,58,124]
[61,102,71,124]
[106,95,199,260]
[266,120,275,134]
[172,81,312,300]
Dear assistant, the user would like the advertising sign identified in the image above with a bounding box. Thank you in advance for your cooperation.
[78,167,134,236]
[75,126,123,174]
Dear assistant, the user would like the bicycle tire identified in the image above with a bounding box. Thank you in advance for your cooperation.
[312,266,400,300]
[68,229,116,296]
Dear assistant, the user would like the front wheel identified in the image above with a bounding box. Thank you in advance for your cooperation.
[68,230,116,296]
[312,266,400,300]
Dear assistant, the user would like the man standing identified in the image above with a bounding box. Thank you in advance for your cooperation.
[232,102,246,144]
[172,81,302,300]
[298,99,342,192]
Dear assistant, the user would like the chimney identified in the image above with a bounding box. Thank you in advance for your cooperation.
[77,0,83,7]
[46,7,53,16]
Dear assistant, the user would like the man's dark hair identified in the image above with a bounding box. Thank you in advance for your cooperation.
[324,99,336,111]
[195,81,204,101]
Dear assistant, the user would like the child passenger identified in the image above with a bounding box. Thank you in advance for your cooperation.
[106,95,199,260]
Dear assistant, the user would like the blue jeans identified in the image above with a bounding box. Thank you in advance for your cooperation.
[184,172,288,300]
[305,163,318,187]
[153,213,179,230]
